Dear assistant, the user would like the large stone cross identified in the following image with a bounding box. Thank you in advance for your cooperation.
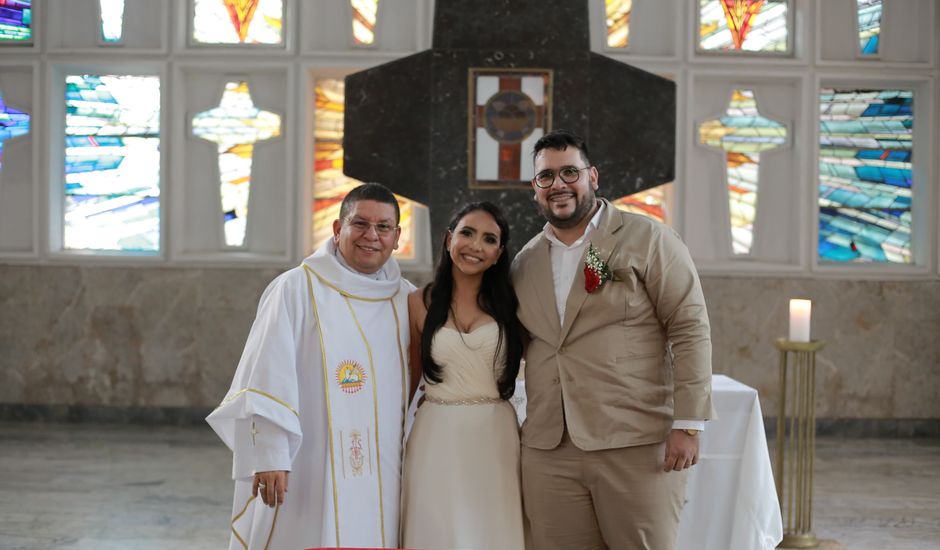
[342,0,676,254]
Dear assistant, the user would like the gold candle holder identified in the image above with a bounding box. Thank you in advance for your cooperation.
[774,338,826,549]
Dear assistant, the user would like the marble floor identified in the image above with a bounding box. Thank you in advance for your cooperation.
[0,422,938,550]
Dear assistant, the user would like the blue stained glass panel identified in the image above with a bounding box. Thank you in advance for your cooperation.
[818,89,913,264]
[0,0,31,42]
[0,92,29,169]
[64,74,161,252]
[856,0,882,56]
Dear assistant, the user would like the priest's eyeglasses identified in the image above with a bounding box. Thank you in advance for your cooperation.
[533,166,591,189]
[345,217,398,236]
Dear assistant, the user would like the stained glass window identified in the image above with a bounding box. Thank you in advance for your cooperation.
[99,0,126,43]
[0,0,32,42]
[699,0,788,53]
[612,183,672,225]
[605,0,632,49]
[856,0,882,56]
[699,89,787,255]
[192,81,281,248]
[64,75,161,252]
[192,0,283,45]
[0,91,30,170]
[351,0,378,46]
[818,89,912,264]
[313,78,415,259]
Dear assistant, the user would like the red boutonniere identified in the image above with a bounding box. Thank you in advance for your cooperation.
[584,244,612,293]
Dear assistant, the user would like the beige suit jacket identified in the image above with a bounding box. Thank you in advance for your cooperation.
[512,200,712,451]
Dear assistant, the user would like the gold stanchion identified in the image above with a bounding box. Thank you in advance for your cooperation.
[773,338,832,549]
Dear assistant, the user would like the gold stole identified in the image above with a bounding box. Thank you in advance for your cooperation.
[303,265,407,548]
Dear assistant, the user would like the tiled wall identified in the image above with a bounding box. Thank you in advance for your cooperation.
[1,265,938,421]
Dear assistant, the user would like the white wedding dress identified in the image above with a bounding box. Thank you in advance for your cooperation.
[401,323,525,550]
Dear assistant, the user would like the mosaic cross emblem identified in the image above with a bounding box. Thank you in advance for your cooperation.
[699,89,786,255]
[193,81,281,248]
[469,69,551,187]
[0,91,30,173]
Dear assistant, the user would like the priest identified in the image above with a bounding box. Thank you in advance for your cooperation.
[207,183,414,549]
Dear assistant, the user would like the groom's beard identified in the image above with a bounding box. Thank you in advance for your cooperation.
[537,189,597,230]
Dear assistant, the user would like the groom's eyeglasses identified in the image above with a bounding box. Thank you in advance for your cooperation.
[533,166,591,189]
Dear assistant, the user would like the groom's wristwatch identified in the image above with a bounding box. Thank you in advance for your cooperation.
[682,429,701,437]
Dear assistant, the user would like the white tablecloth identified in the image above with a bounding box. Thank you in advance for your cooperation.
[509,374,782,550]
[676,375,782,550]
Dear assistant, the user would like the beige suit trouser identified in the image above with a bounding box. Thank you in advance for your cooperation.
[522,431,688,550]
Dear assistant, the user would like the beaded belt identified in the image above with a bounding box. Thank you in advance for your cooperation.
[425,395,503,406]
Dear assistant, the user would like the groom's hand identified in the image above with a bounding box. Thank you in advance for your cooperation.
[663,430,699,472]
[254,470,289,507]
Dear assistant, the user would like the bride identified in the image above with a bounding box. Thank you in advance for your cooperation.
[402,202,526,549]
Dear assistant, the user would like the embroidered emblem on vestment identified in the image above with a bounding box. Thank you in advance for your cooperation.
[349,430,365,476]
[335,360,367,394]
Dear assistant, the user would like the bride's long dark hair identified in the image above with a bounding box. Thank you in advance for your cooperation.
[420,202,523,399]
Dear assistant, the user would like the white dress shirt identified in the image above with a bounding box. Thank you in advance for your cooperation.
[542,201,705,433]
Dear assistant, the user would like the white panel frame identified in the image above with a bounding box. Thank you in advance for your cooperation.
[588,0,683,62]
[46,0,170,54]
[45,60,169,262]
[600,0,938,280]
[0,0,933,280]
[689,0,804,64]
[0,60,40,258]
[181,0,295,54]
[811,74,935,278]
[816,0,936,69]
[685,70,807,273]
[171,61,295,264]
[300,0,426,57]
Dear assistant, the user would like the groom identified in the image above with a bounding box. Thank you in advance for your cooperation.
[512,130,713,549]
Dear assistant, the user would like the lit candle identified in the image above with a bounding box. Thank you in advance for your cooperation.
[789,299,812,342]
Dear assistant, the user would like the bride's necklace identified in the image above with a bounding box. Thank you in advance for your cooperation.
[447,306,490,352]
[449,306,487,334]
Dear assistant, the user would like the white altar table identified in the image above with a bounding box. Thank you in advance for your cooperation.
[676,374,782,550]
